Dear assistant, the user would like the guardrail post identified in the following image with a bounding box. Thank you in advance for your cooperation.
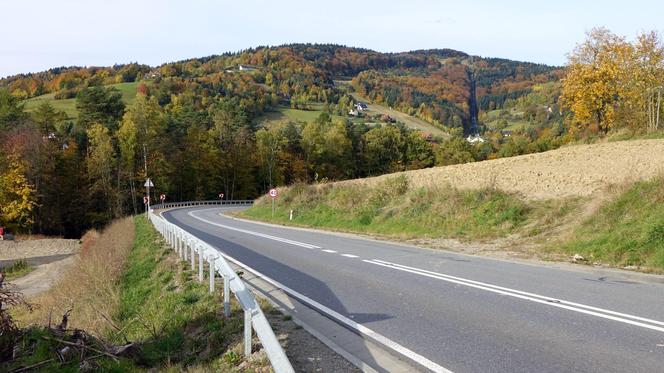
[183,238,188,261]
[176,234,181,257]
[190,243,195,270]
[209,256,215,293]
[198,246,204,282]
[223,275,230,317]
[244,309,252,357]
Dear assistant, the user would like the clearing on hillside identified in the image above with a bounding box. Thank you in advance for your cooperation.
[334,80,449,137]
[23,81,140,119]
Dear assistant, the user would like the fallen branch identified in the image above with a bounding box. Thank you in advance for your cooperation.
[42,336,119,362]
[10,358,55,373]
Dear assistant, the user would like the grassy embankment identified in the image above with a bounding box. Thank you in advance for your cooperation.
[23,82,140,119]
[6,217,269,372]
[559,178,664,271]
[241,175,664,273]
[242,175,575,240]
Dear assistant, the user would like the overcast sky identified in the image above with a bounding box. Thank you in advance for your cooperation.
[1,0,662,78]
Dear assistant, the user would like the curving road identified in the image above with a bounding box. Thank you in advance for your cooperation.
[163,206,664,373]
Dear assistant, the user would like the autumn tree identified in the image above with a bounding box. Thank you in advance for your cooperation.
[0,89,28,131]
[77,86,125,131]
[256,126,286,189]
[363,125,405,175]
[562,28,664,133]
[0,155,35,231]
[86,123,118,225]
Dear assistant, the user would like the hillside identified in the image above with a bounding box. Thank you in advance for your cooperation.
[2,44,562,134]
[242,139,664,272]
[340,139,664,200]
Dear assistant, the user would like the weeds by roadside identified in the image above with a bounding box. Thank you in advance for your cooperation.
[559,177,664,272]
[4,216,273,371]
[242,175,574,240]
[1,259,33,281]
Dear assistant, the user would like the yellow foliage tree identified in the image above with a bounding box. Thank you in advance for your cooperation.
[562,28,664,133]
[0,156,36,230]
[561,28,633,133]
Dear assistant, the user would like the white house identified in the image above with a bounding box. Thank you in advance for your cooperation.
[238,64,258,72]
[466,134,485,144]
[355,102,368,111]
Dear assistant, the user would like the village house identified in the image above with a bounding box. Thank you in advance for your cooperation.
[238,64,258,72]
[466,134,486,144]
[355,102,368,111]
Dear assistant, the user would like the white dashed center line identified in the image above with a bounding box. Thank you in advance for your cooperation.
[322,249,337,253]
[341,254,359,258]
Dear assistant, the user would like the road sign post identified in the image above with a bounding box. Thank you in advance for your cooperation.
[144,178,154,216]
[269,188,278,218]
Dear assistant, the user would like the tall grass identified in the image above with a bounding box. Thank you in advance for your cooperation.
[242,175,557,240]
[11,217,272,371]
[17,218,135,334]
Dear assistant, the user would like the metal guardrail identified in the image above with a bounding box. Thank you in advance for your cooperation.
[148,208,293,373]
[151,200,254,210]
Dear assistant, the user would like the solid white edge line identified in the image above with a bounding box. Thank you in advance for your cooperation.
[365,260,664,334]
[188,210,321,249]
[180,209,453,372]
[370,259,664,328]
[217,252,453,373]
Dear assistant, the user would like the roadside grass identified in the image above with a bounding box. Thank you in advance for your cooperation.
[6,216,270,371]
[241,175,574,241]
[111,216,268,371]
[559,177,664,272]
[1,258,34,280]
[16,218,135,333]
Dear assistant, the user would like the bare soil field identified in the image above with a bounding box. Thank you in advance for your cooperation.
[338,139,664,200]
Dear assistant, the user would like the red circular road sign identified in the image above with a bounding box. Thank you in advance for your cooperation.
[160,194,166,201]
[269,188,278,198]
[219,193,224,199]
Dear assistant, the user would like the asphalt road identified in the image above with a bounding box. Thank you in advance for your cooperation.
[163,206,664,373]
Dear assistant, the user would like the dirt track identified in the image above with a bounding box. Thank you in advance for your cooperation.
[1,239,79,298]
[343,139,664,200]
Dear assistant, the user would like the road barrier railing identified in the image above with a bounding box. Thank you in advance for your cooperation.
[148,209,293,373]
[151,200,254,210]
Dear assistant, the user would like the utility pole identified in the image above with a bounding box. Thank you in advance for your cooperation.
[143,144,150,216]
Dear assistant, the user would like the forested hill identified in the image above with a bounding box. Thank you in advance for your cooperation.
[1,44,562,133]
[0,44,565,237]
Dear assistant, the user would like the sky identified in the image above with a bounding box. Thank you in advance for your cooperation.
[1,0,663,78]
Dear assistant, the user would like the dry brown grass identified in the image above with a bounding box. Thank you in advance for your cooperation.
[16,218,135,336]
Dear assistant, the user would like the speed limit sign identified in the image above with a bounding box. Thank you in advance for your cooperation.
[269,188,278,198]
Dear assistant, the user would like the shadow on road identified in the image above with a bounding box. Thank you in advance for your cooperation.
[164,209,392,371]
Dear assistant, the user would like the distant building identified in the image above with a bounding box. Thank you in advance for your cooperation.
[501,130,513,138]
[355,102,368,111]
[349,109,359,117]
[466,134,485,144]
[238,64,258,71]
[145,70,162,79]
